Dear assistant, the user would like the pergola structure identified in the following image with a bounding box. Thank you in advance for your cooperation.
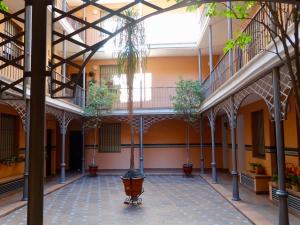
[0,0,298,224]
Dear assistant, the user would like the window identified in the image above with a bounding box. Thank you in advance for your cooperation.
[99,123,121,153]
[0,114,18,161]
[252,110,265,157]
[100,65,152,103]
[100,65,118,85]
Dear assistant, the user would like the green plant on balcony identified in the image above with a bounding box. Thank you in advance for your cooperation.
[84,80,118,176]
[172,79,203,176]
[249,162,257,173]
[115,8,147,204]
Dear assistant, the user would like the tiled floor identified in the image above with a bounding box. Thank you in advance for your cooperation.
[204,172,300,225]
[0,175,252,225]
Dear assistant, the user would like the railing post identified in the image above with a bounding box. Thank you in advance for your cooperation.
[209,24,214,93]
[22,0,32,202]
[27,0,47,223]
[273,67,289,225]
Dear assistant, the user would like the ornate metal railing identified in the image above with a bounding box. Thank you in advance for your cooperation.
[0,40,24,85]
[48,71,84,107]
[109,87,176,110]
[203,3,293,99]
[55,0,84,40]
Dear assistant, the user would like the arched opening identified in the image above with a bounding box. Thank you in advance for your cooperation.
[235,93,276,177]
[143,118,200,170]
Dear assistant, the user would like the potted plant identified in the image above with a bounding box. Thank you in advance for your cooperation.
[290,175,300,192]
[172,79,203,176]
[84,81,118,176]
[115,9,147,204]
[255,164,265,175]
[249,162,257,173]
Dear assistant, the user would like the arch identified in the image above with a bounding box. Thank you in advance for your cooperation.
[0,100,26,130]
[234,72,274,120]
[279,62,294,120]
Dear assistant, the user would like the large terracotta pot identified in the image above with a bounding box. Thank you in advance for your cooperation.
[121,177,144,198]
[183,163,193,176]
[88,165,98,177]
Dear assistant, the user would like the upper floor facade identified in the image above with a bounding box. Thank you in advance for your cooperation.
[0,1,297,116]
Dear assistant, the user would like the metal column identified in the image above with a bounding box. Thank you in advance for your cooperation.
[228,1,240,201]
[230,97,240,201]
[273,68,289,225]
[208,25,213,90]
[210,111,217,183]
[27,0,47,223]
[60,111,66,183]
[139,116,144,174]
[200,116,205,175]
[198,48,202,83]
[22,0,32,201]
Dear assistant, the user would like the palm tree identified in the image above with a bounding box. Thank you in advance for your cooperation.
[116,9,147,172]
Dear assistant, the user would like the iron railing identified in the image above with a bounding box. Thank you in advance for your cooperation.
[55,0,84,40]
[203,3,293,99]
[108,87,176,110]
[0,40,24,83]
[48,71,84,107]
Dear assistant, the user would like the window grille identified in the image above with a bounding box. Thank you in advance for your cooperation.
[0,114,18,161]
[99,123,121,153]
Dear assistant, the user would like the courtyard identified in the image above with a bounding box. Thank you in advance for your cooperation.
[0,176,252,225]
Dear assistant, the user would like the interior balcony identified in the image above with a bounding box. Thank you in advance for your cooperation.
[101,87,177,116]
[199,3,295,113]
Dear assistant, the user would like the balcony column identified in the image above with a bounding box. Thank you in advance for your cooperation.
[22,0,32,201]
[139,116,144,174]
[209,110,217,183]
[227,1,240,202]
[208,24,213,90]
[27,0,47,223]
[199,116,205,175]
[230,97,240,201]
[60,111,66,183]
[273,67,289,225]
[198,48,202,83]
